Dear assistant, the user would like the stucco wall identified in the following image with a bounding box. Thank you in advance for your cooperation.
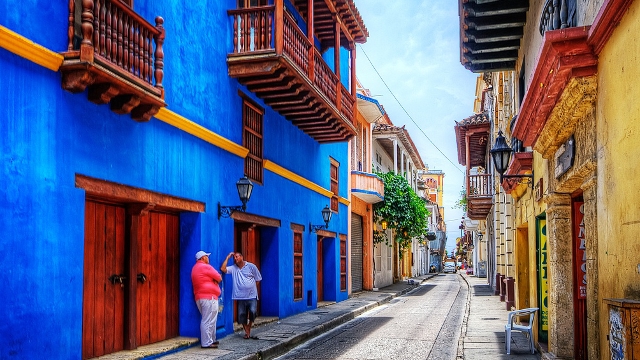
[0,0,352,358]
[596,0,640,355]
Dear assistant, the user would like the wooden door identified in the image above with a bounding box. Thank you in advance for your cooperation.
[83,201,126,359]
[233,223,262,317]
[137,211,180,346]
[317,237,323,301]
[83,201,180,358]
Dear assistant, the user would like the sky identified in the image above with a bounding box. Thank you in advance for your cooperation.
[353,1,479,252]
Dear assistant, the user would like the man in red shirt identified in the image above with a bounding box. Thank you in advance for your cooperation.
[191,250,223,348]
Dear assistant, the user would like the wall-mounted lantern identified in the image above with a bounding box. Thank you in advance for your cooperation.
[490,130,533,187]
[310,205,332,233]
[380,219,388,230]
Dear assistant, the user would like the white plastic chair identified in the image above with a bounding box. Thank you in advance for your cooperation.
[505,307,538,354]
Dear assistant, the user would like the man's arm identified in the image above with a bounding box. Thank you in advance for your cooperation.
[221,252,234,274]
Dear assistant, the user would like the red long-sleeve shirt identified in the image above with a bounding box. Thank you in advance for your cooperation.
[191,260,222,301]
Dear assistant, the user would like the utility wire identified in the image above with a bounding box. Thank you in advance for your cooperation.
[358,44,465,174]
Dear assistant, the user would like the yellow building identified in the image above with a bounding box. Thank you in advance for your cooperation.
[457,1,640,358]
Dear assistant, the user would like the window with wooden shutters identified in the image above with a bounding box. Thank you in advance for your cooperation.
[340,234,347,291]
[293,231,303,300]
[330,159,339,212]
[243,99,264,184]
[238,0,268,7]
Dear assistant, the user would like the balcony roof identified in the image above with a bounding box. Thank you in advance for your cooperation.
[292,0,369,46]
[454,113,490,167]
[356,93,385,123]
[373,124,425,169]
[458,0,529,73]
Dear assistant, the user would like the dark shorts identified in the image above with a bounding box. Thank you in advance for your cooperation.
[237,299,257,325]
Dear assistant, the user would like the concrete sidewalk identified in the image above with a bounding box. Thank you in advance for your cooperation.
[95,272,544,360]
[458,273,542,359]
[95,275,434,360]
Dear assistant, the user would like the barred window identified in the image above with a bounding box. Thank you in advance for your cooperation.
[243,99,263,184]
[330,159,339,212]
[293,231,303,300]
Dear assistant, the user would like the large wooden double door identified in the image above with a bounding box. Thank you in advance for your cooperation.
[82,200,180,359]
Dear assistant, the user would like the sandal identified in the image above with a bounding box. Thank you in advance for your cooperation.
[243,334,250,339]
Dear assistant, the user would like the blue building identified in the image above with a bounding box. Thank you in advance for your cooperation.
[0,0,368,358]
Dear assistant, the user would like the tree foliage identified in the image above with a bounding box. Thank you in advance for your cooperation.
[453,187,467,212]
[373,172,431,252]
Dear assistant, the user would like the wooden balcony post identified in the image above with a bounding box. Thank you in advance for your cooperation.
[350,44,356,120]
[307,0,314,81]
[275,0,284,55]
[154,16,165,99]
[80,0,95,62]
[465,133,471,195]
[334,16,341,111]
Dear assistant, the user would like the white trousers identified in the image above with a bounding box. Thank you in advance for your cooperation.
[196,297,219,347]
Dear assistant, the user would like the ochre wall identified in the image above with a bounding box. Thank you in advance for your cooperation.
[596,1,640,355]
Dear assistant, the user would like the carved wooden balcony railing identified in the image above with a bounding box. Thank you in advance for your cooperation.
[350,171,384,204]
[539,0,577,36]
[60,0,166,121]
[227,6,357,143]
[466,174,493,220]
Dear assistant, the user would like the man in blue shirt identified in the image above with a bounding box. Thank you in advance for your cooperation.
[221,252,262,339]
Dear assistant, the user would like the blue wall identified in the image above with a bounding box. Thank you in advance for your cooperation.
[0,0,351,358]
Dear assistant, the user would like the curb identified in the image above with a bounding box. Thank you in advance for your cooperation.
[456,273,471,360]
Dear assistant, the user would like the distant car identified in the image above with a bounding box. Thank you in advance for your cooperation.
[443,262,456,273]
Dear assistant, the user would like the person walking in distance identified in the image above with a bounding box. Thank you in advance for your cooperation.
[221,252,262,339]
[191,251,223,348]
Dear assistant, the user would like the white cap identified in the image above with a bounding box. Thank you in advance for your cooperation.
[195,251,211,260]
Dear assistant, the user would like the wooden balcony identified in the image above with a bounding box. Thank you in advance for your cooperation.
[227,6,357,143]
[467,174,493,220]
[351,171,384,204]
[60,0,166,122]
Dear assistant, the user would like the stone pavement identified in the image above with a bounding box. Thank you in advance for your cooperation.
[458,273,542,360]
[96,272,544,360]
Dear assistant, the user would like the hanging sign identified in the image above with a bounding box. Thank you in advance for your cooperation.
[554,135,575,178]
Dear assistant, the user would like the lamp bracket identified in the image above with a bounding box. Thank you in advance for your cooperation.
[500,173,534,188]
[218,202,246,219]
[309,223,327,233]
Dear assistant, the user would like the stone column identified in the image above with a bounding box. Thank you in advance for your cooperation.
[545,192,574,358]
[582,175,600,360]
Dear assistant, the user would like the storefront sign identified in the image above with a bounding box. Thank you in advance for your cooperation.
[574,201,587,299]
[538,219,549,333]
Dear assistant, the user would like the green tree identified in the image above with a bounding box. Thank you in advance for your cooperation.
[373,172,430,253]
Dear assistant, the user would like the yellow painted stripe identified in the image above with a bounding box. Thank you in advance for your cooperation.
[154,108,249,158]
[264,160,333,198]
[339,197,350,206]
[0,25,63,71]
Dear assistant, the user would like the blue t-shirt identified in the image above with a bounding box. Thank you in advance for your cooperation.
[226,262,262,300]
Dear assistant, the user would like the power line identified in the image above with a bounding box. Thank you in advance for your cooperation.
[358,44,465,175]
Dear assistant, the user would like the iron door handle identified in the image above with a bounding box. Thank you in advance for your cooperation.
[137,273,147,283]
[108,274,126,285]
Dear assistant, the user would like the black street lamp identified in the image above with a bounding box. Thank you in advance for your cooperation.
[490,130,533,187]
[218,175,254,219]
[310,205,332,233]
